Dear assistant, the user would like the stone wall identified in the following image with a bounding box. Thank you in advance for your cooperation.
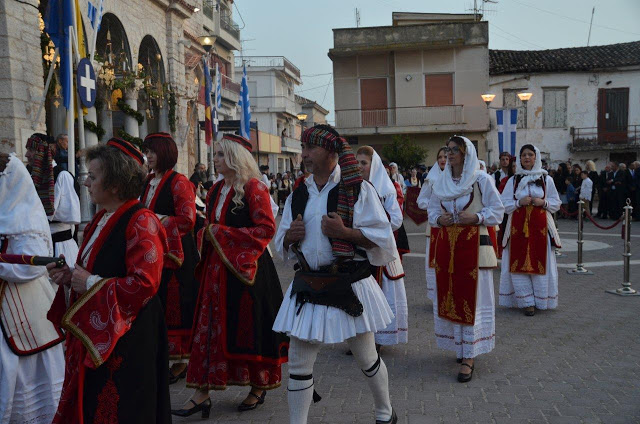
[0,0,46,156]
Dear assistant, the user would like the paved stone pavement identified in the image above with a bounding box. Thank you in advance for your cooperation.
[171,217,640,424]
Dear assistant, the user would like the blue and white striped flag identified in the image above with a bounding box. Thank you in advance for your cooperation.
[87,0,103,29]
[238,64,251,139]
[215,65,222,110]
[496,108,518,156]
[213,64,220,137]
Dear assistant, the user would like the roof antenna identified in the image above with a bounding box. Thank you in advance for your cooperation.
[587,7,595,46]
[355,8,361,27]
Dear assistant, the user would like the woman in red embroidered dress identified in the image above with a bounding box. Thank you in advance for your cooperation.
[141,132,199,384]
[47,139,171,424]
[172,134,288,418]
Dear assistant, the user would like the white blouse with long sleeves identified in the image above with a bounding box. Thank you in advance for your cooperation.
[500,175,561,215]
[382,194,403,232]
[427,172,504,227]
[275,164,397,270]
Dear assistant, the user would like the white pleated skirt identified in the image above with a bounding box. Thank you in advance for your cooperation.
[0,335,64,424]
[273,275,394,344]
[374,275,408,345]
[432,269,496,359]
[499,239,559,309]
[425,238,436,302]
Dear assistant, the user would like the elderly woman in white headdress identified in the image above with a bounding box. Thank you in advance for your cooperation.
[427,136,504,383]
[417,146,447,301]
[356,146,408,348]
[499,144,561,317]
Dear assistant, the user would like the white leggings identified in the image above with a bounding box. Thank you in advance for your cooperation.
[287,332,392,423]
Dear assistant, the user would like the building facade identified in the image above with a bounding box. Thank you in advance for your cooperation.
[488,41,640,169]
[239,55,303,174]
[0,0,242,177]
[330,12,491,166]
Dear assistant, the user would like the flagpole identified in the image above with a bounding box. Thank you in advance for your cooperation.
[66,25,75,176]
[34,48,59,128]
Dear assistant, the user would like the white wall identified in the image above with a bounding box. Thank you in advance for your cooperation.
[487,68,640,170]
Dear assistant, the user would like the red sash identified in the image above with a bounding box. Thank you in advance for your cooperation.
[434,225,479,325]
[509,205,547,275]
[404,186,428,225]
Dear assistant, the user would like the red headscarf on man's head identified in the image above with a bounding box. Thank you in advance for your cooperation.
[26,133,57,215]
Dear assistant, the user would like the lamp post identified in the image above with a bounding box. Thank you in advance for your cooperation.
[198,35,217,178]
[296,113,307,173]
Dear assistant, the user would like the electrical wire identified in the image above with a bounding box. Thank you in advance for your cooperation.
[320,75,333,105]
[295,80,333,93]
[511,0,640,37]
[490,23,545,49]
[233,2,246,30]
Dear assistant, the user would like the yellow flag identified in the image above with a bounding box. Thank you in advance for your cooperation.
[75,0,86,59]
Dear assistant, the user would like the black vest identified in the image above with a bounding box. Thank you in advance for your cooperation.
[88,203,143,278]
[142,171,178,216]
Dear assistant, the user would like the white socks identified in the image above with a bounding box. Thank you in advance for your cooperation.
[287,337,320,424]
[348,332,393,422]
[286,334,393,424]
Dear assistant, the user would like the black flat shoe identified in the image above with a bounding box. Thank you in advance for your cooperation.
[456,358,463,363]
[457,363,474,383]
[168,368,187,385]
[376,408,398,424]
[171,398,211,418]
[238,390,266,412]
[524,306,536,316]
[346,350,353,355]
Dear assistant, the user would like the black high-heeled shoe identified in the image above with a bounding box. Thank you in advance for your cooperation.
[171,398,212,418]
[168,368,187,385]
[237,390,266,412]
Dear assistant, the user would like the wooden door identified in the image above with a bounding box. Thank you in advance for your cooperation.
[360,78,388,127]
[598,88,629,143]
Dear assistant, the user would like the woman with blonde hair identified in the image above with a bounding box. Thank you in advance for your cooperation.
[173,134,288,418]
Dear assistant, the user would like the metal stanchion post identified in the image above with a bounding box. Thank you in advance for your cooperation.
[553,211,563,257]
[607,199,639,296]
[568,200,593,275]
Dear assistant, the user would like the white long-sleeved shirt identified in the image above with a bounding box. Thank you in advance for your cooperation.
[500,175,561,215]
[49,170,81,234]
[580,178,593,202]
[428,172,504,227]
[275,165,398,270]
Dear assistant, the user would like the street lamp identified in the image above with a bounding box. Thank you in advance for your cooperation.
[481,93,496,108]
[297,113,308,135]
[517,92,533,104]
[198,35,216,53]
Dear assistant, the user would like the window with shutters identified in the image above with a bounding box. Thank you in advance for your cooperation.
[543,88,567,128]
[425,74,454,106]
[503,89,527,129]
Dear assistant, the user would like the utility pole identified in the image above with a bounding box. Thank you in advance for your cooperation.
[587,7,595,46]
[355,8,361,27]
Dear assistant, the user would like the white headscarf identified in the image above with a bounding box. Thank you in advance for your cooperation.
[0,154,53,253]
[432,136,479,201]
[478,160,487,172]
[425,159,444,186]
[515,145,547,188]
[367,150,396,200]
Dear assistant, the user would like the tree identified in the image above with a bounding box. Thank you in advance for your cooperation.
[381,134,428,171]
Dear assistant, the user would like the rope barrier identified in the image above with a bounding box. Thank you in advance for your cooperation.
[584,211,624,230]
[558,206,579,217]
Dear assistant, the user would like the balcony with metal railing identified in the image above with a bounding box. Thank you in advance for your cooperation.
[202,0,215,20]
[569,125,640,152]
[250,95,299,117]
[281,136,302,154]
[220,74,240,103]
[220,12,240,41]
[235,56,301,83]
[335,105,465,133]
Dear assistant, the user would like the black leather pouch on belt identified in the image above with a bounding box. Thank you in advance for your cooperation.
[291,261,372,317]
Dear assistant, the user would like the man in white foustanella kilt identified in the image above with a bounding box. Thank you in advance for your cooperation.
[273,125,398,424]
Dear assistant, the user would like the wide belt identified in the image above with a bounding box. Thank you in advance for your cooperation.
[291,260,371,317]
[480,235,492,246]
[52,229,73,243]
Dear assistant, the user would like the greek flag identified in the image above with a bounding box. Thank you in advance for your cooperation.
[496,108,518,156]
[213,64,221,136]
[87,0,103,30]
[215,65,222,109]
[238,64,251,139]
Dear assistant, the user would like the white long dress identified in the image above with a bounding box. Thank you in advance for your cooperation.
[49,169,80,263]
[417,180,436,301]
[374,194,408,346]
[499,175,561,310]
[273,165,396,344]
[427,172,504,358]
[0,234,65,424]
